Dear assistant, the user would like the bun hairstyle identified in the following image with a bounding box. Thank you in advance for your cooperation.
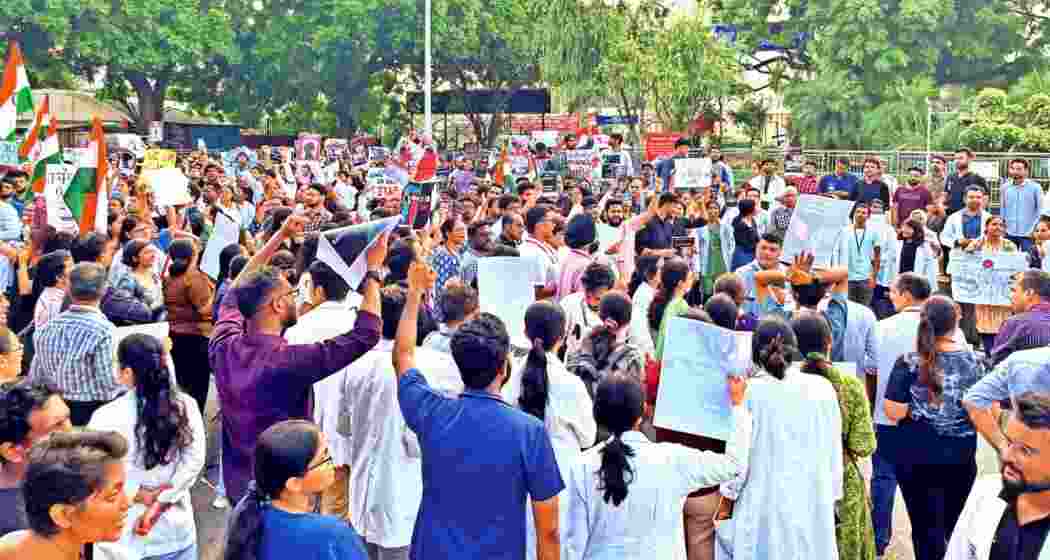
[593,375,645,506]
[628,255,661,298]
[648,258,689,333]
[916,295,957,403]
[791,311,833,375]
[167,239,197,277]
[520,301,567,421]
[224,420,320,560]
[752,317,797,380]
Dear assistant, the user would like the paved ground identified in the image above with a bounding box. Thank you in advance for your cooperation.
[190,382,1001,560]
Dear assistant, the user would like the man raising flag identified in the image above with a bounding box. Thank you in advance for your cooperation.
[0,42,33,142]
[65,117,108,235]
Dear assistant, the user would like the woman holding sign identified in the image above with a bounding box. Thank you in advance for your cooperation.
[961,215,1018,353]
[564,374,750,560]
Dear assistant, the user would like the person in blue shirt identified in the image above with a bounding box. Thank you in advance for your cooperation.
[393,260,564,560]
[655,138,691,192]
[820,157,859,199]
[223,419,368,560]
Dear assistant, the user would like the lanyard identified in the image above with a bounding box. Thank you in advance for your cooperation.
[853,228,867,255]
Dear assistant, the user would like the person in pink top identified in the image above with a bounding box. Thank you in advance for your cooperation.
[556,214,598,301]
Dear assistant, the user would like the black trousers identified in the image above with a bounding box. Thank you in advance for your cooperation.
[170,333,212,417]
[894,458,977,560]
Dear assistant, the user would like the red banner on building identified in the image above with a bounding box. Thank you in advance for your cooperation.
[644,133,684,162]
[507,114,580,133]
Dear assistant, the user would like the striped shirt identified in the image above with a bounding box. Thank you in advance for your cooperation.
[33,287,67,329]
[29,305,121,402]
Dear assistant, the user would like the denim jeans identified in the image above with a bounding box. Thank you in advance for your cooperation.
[870,427,897,556]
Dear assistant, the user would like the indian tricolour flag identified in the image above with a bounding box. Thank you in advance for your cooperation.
[65,117,108,235]
[0,42,33,142]
[25,99,61,195]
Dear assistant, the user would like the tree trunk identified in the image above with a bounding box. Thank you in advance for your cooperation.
[125,70,168,136]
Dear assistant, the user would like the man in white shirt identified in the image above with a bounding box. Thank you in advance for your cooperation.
[283,260,359,519]
[603,133,635,178]
[872,272,969,556]
[519,205,561,299]
[748,159,786,210]
[946,392,1050,560]
[342,284,464,560]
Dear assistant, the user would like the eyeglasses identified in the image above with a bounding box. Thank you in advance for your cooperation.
[306,453,334,473]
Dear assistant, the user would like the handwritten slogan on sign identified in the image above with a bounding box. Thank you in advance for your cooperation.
[565,150,597,180]
[142,149,176,170]
[781,194,853,268]
[0,142,17,167]
[45,164,79,232]
[948,250,1028,306]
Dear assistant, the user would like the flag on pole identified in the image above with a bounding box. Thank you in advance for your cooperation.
[19,95,48,163]
[28,103,61,194]
[66,117,108,235]
[0,42,33,142]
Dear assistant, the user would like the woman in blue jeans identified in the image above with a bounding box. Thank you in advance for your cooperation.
[882,295,984,560]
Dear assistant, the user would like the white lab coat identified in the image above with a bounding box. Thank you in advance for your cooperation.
[284,297,362,468]
[504,352,597,560]
[87,392,206,558]
[715,367,843,560]
[946,475,1050,560]
[564,407,752,560]
[939,209,993,250]
[629,282,656,358]
[341,341,463,548]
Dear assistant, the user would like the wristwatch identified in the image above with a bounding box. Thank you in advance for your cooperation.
[363,269,383,285]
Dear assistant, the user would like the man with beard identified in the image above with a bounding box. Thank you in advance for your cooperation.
[459,220,495,286]
[950,391,1050,560]
[499,212,525,247]
[5,172,30,215]
[0,181,22,243]
[928,155,948,200]
[208,214,385,504]
[299,183,333,233]
[946,147,989,214]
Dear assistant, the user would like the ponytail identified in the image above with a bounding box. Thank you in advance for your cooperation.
[915,296,956,404]
[593,374,644,506]
[628,255,660,298]
[598,435,636,506]
[520,301,566,421]
[224,482,266,560]
[752,317,797,380]
[648,258,689,332]
[120,334,192,471]
[520,338,551,421]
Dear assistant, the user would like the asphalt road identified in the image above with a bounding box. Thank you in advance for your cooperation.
[190,381,1002,560]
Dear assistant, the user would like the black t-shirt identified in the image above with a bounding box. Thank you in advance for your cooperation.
[946,172,989,214]
[0,485,27,537]
[990,490,1050,560]
[635,215,674,255]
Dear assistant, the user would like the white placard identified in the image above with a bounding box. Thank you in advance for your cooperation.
[44,164,78,233]
[781,194,854,268]
[142,168,192,207]
[565,149,597,180]
[654,317,752,441]
[477,257,536,347]
[674,158,713,189]
[0,142,17,166]
[596,223,620,254]
[201,211,240,279]
[970,161,1000,182]
[948,250,1027,305]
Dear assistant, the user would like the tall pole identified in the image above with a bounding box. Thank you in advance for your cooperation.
[926,98,932,174]
[424,0,433,137]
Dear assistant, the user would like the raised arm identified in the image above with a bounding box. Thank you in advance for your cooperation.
[231,214,307,289]
[393,260,437,377]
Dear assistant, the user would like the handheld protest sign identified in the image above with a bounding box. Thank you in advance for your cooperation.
[315,216,401,290]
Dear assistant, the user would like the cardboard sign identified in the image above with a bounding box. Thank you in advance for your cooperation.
[296,133,323,161]
[142,168,193,207]
[565,149,598,180]
[373,184,403,200]
[644,133,683,162]
[653,317,752,441]
[948,250,1027,305]
[0,142,17,167]
[149,121,164,143]
[325,138,349,161]
[674,158,713,190]
[45,164,79,232]
[368,146,389,162]
[970,160,1000,182]
[531,130,560,149]
[142,149,177,170]
[782,194,853,268]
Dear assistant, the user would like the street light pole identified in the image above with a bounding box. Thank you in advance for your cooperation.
[424,0,433,137]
